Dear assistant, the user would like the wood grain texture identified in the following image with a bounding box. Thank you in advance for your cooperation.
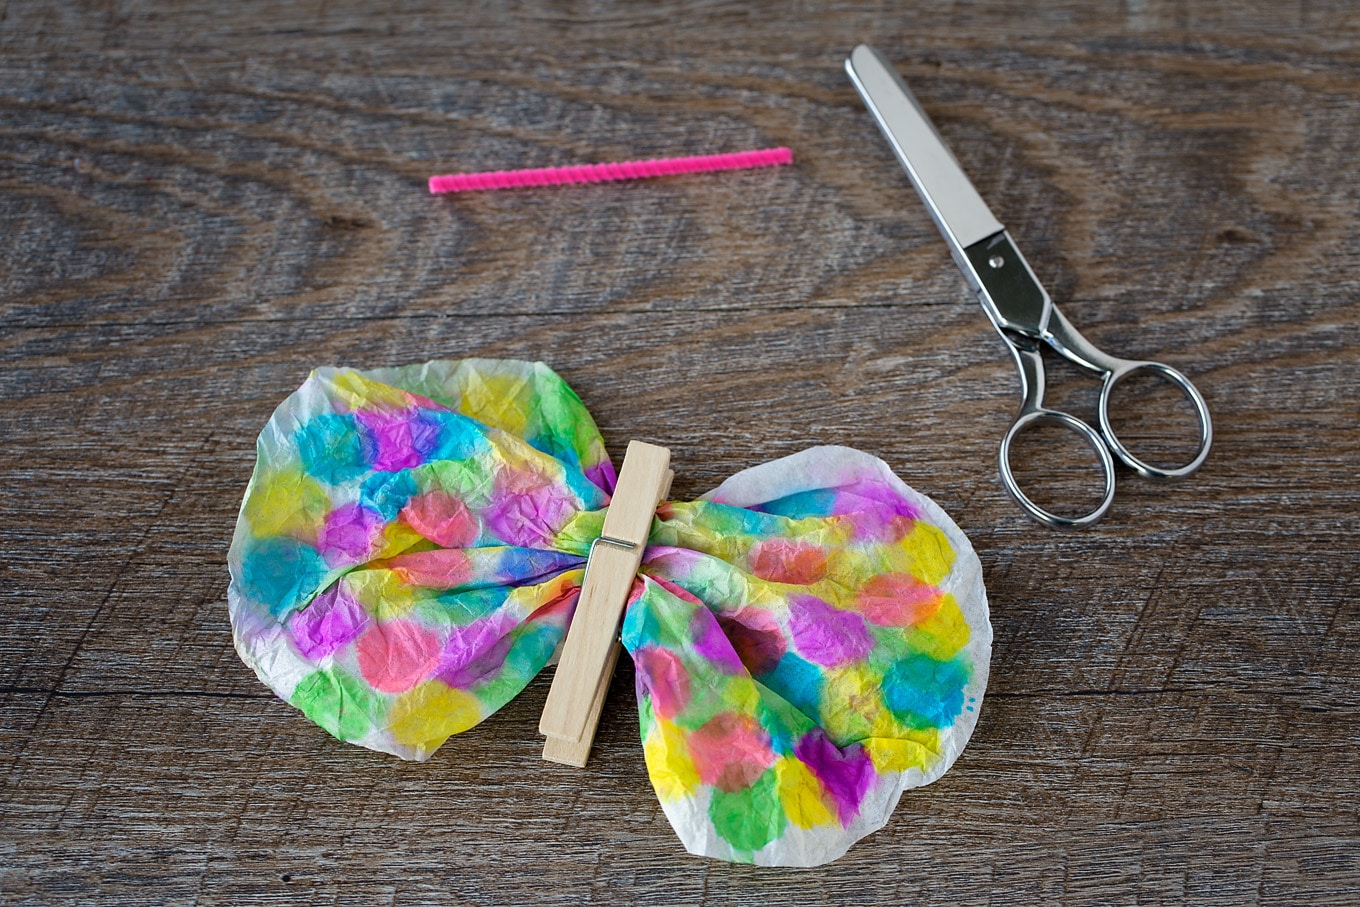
[1,1,1357,904]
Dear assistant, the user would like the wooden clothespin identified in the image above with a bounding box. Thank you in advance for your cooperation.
[539,441,673,767]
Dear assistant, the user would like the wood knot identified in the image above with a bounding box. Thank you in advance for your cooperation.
[323,213,374,231]
[1216,226,1257,244]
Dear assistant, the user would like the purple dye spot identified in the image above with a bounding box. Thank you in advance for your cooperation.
[585,460,617,495]
[437,612,519,682]
[482,468,578,547]
[317,502,384,566]
[288,584,370,660]
[689,610,745,675]
[794,731,875,825]
[788,594,873,667]
[439,632,515,689]
[357,409,426,472]
[837,479,921,520]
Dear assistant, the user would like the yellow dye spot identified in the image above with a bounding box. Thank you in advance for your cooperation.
[510,571,581,618]
[863,729,940,773]
[328,370,411,413]
[821,546,872,599]
[642,718,700,803]
[774,756,836,829]
[555,509,607,555]
[388,680,484,751]
[460,371,531,437]
[373,520,427,561]
[244,468,330,542]
[818,662,881,743]
[908,593,970,661]
[901,521,955,586]
[344,569,419,620]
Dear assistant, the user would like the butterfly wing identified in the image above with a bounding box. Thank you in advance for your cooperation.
[227,360,613,760]
[627,446,990,865]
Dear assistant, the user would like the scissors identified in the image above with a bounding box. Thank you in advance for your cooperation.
[846,45,1212,529]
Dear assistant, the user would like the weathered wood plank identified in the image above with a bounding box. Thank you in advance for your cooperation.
[2,1,1358,904]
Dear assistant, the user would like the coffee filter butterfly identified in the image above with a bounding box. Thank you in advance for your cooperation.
[227,359,991,867]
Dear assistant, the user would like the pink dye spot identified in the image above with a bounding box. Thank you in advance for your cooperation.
[718,608,786,676]
[288,584,369,660]
[317,503,384,566]
[386,549,473,588]
[857,573,943,627]
[633,646,691,719]
[687,712,775,793]
[401,492,479,547]
[887,514,918,541]
[749,539,827,585]
[788,595,873,667]
[358,409,427,472]
[354,620,443,693]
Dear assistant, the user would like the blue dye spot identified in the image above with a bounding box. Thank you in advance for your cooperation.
[239,536,327,620]
[883,654,970,729]
[756,489,839,519]
[762,652,825,720]
[427,412,490,462]
[295,413,367,485]
[559,465,610,510]
[427,586,512,626]
[358,470,418,520]
[754,696,802,755]
[500,549,584,586]
[503,620,561,678]
[408,411,446,461]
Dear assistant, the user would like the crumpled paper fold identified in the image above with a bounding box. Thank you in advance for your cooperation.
[227,359,991,867]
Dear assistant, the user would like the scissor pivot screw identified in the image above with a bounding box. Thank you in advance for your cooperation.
[988,255,1005,269]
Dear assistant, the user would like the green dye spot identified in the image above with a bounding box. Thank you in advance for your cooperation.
[636,693,656,738]
[754,690,814,755]
[420,459,493,506]
[291,669,380,742]
[472,666,527,711]
[621,595,690,652]
[708,768,786,854]
[530,367,606,472]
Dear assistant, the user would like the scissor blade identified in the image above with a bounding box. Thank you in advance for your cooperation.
[847,45,1052,338]
[845,45,1003,252]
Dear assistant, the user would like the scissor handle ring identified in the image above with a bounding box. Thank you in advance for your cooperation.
[999,409,1117,529]
[1098,361,1213,480]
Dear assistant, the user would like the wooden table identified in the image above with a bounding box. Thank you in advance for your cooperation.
[3,2,1357,904]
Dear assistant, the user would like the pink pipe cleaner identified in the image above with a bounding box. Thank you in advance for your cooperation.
[428,147,793,194]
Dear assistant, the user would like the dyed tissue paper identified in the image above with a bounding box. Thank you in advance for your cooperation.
[227,359,991,866]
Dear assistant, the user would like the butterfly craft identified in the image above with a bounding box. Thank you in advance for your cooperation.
[227,359,991,867]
